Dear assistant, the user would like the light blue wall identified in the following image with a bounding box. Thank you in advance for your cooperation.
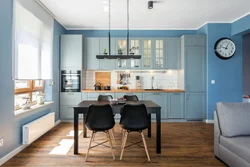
[0,0,65,159]
[232,14,250,35]
[66,30,197,37]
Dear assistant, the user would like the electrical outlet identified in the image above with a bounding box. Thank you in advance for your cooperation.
[0,138,3,147]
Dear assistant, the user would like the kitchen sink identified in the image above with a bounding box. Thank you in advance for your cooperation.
[144,89,164,91]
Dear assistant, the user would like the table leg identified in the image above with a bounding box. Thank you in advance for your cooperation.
[74,110,79,154]
[156,108,161,154]
[83,113,87,138]
[147,114,151,138]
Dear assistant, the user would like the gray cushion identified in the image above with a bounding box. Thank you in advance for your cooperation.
[217,102,250,137]
[220,136,250,164]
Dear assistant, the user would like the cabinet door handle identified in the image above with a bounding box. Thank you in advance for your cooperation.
[67,93,74,95]
[153,93,160,95]
[173,93,180,95]
[68,107,73,109]
[185,95,189,100]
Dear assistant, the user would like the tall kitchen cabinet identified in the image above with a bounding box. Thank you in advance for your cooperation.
[60,34,83,120]
[181,35,206,120]
[60,35,83,70]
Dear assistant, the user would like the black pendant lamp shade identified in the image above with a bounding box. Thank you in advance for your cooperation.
[96,0,141,60]
[148,1,153,9]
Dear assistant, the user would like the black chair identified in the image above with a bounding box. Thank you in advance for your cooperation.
[85,104,115,161]
[97,95,113,101]
[119,104,150,161]
[96,94,115,141]
[123,95,139,101]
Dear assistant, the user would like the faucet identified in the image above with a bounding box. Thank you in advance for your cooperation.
[151,76,155,89]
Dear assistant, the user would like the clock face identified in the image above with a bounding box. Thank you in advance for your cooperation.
[214,38,236,60]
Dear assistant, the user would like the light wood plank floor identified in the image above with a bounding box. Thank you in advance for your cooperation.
[3,122,226,167]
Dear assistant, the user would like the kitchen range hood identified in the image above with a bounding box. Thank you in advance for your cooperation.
[96,0,141,60]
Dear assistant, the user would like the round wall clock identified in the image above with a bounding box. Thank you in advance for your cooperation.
[214,38,236,60]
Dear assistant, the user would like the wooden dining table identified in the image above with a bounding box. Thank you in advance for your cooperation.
[73,100,161,154]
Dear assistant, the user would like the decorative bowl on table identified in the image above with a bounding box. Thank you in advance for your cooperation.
[117,97,126,104]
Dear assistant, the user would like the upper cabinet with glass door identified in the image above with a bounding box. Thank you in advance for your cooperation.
[116,38,128,69]
[142,38,165,69]
[142,39,152,69]
[154,39,165,69]
[129,38,142,69]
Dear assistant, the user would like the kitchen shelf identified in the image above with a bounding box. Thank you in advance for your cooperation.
[96,55,141,59]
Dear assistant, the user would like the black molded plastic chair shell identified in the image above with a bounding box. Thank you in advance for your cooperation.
[123,95,139,101]
[120,104,149,131]
[85,104,115,131]
[97,95,113,101]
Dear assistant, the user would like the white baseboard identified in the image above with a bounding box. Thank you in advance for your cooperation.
[55,119,61,126]
[206,120,214,123]
[0,119,61,166]
[0,144,28,166]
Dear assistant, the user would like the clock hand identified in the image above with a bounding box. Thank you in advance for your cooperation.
[225,42,230,49]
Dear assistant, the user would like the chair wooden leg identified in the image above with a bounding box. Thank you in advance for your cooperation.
[120,131,128,160]
[85,131,95,162]
[141,131,150,162]
[108,130,114,149]
[110,129,115,141]
[92,132,96,141]
[106,131,115,159]
[121,129,125,148]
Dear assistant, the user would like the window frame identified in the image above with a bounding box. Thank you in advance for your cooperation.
[14,80,45,110]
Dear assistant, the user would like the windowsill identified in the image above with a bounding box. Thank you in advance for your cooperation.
[14,101,54,116]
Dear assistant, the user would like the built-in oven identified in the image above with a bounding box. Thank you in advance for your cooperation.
[61,70,81,92]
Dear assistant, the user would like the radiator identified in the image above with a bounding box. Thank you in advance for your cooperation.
[23,112,55,144]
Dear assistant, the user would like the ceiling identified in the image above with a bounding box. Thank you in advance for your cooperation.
[39,0,250,30]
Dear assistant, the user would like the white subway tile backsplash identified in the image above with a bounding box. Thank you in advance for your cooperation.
[83,70,184,90]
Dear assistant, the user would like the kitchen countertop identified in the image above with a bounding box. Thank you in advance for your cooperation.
[82,89,185,93]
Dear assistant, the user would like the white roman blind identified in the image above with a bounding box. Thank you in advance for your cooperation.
[14,0,54,79]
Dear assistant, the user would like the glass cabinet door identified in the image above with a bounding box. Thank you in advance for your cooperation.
[142,39,152,69]
[116,38,127,69]
[155,39,165,69]
[129,39,141,69]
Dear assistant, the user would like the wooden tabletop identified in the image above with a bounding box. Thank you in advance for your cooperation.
[82,89,184,93]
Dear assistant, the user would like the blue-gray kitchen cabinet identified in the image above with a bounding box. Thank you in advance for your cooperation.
[60,34,83,70]
[84,38,100,70]
[167,93,184,119]
[99,38,116,70]
[166,37,181,69]
[143,93,167,119]
[185,93,205,120]
[184,46,206,93]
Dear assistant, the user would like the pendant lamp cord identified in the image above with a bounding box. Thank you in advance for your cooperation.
[127,0,129,55]
[108,0,111,56]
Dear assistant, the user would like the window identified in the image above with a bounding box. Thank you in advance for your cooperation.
[14,80,45,110]
[13,0,53,79]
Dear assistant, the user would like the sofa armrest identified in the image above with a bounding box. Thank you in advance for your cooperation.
[214,110,221,156]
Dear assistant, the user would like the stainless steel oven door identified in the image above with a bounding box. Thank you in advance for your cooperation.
[61,70,81,92]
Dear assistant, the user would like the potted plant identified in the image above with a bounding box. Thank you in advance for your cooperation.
[118,48,123,55]
[103,48,107,55]
[129,48,134,55]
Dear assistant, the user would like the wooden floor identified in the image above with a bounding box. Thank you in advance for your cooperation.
[3,122,226,167]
